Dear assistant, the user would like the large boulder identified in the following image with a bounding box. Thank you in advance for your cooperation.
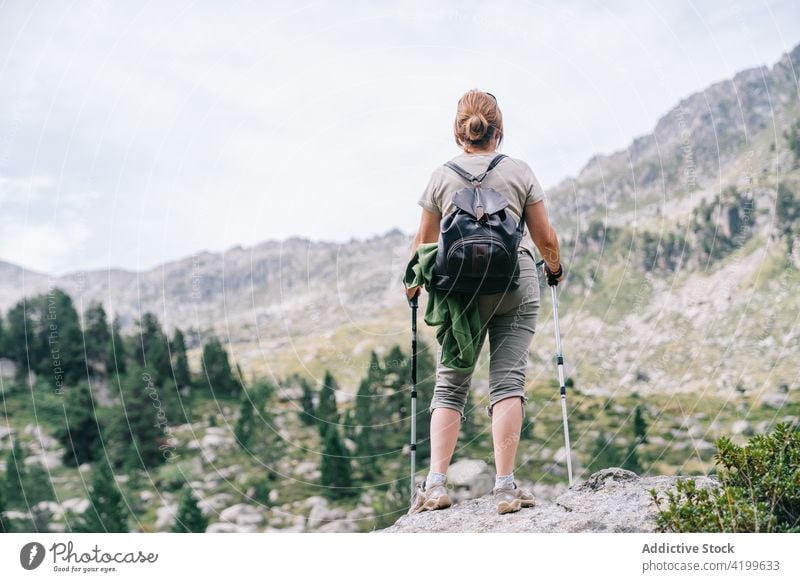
[378,468,720,533]
[446,459,494,500]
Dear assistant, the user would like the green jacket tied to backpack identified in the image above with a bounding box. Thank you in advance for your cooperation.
[403,242,481,373]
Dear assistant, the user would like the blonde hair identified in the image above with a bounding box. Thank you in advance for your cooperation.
[453,89,503,151]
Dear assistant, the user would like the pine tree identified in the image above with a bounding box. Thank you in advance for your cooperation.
[24,464,56,506]
[34,289,86,387]
[299,376,316,426]
[633,405,648,444]
[0,481,10,533]
[105,367,168,471]
[83,302,111,376]
[353,376,379,481]
[200,337,241,398]
[75,460,128,532]
[235,394,255,448]
[320,424,355,500]
[316,370,340,434]
[108,316,127,375]
[136,312,171,385]
[585,432,624,474]
[57,381,101,466]
[171,486,208,533]
[4,438,26,507]
[622,440,643,475]
[171,328,192,391]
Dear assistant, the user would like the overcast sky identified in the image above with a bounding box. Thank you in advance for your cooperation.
[1,0,799,275]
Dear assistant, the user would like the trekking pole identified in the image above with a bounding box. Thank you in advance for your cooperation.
[536,259,574,487]
[407,292,419,501]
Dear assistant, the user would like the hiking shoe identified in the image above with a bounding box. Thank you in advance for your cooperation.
[493,482,535,514]
[407,481,452,515]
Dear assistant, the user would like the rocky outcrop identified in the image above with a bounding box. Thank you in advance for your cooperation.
[379,468,719,533]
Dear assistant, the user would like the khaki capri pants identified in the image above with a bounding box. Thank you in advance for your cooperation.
[429,249,540,423]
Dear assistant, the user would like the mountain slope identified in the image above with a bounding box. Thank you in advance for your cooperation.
[1,43,799,399]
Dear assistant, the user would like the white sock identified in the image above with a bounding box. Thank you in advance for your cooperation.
[495,473,515,489]
[425,471,447,489]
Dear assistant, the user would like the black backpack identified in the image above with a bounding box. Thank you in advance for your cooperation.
[431,153,525,295]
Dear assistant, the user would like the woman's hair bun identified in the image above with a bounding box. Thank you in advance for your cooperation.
[464,112,489,142]
[454,89,503,150]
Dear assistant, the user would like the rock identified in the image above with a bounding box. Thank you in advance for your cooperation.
[553,446,573,463]
[307,503,345,530]
[346,505,374,521]
[198,492,234,516]
[687,424,704,438]
[303,495,328,510]
[378,468,720,533]
[761,393,789,409]
[61,497,90,515]
[292,515,306,530]
[24,451,61,469]
[0,358,17,379]
[23,425,59,450]
[693,440,716,453]
[294,460,319,479]
[201,432,236,450]
[0,424,15,441]
[447,459,494,498]
[6,510,32,521]
[268,489,280,503]
[219,503,265,526]
[35,500,61,515]
[33,500,59,524]
[156,503,178,531]
[731,420,753,436]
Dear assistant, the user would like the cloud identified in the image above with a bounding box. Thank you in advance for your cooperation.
[0,0,798,273]
[0,175,94,273]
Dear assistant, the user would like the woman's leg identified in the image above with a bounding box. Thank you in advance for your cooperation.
[491,396,524,475]
[428,407,462,473]
[482,251,540,479]
[426,332,487,476]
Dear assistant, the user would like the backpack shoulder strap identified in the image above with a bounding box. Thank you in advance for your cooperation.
[443,161,478,185]
[444,153,507,185]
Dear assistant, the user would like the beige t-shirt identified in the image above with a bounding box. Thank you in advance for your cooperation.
[417,152,546,260]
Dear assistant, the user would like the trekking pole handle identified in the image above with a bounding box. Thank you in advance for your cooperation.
[536,258,562,286]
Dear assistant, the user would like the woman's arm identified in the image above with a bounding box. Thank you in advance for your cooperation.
[406,208,441,299]
[525,200,564,282]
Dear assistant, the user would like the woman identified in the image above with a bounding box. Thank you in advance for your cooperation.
[405,89,564,515]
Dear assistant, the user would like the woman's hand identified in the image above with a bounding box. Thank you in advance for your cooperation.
[405,285,421,302]
[543,262,565,286]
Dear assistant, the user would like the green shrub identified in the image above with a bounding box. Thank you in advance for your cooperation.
[650,423,800,532]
